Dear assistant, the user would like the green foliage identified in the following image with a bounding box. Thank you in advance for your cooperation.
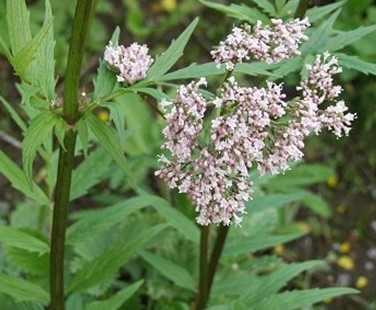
[0,274,49,304]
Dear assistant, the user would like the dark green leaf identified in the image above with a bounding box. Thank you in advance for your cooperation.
[86,281,144,310]
[306,1,345,23]
[140,251,196,291]
[336,53,376,76]
[147,18,199,81]
[0,274,49,304]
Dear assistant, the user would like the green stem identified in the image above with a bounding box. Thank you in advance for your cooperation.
[50,0,93,308]
[196,225,210,310]
[207,225,230,295]
[294,0,310,19]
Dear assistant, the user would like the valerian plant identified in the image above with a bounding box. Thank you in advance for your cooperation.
[0,0,375,309]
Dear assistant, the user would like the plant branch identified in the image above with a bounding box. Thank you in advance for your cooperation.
[50,0,93,308]
[207,225,230,295]
[196,225,210,309]
[294,0,310,19]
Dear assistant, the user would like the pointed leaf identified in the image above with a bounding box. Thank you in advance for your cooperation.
[0,150,49,204]
[306,1,345,23]
[254,287,358,310]
[336,53,376,76]
[159,62,225,81]
[140,251,196,291]
[66,225,166,294]
[251,0,277,16]
[86,281,143,310]
[0,225,49,254]
[22,111,60,189]
[93,61,117,99]
[0,274,49,304]
[86,113,136,189]
[146,18,199,81]
[6,0,32,55]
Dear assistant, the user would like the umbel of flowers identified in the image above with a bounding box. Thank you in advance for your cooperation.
[155,18,355,226]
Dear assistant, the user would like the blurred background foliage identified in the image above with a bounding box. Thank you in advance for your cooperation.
[0,0,376,309]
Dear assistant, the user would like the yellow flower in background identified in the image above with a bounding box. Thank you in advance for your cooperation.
[339,242,351,254]
[327,175,339,188]
[273,244,285,256]
[161,0,177,12]
[336,204,347,214]
[337,256,354,270]
[324,297,334,304]
[97,110,110,122]
[355,276,368,289]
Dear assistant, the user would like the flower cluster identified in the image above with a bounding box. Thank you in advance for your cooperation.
[211,18,310,70]
[104,42,154,84]
[156,52,355,226]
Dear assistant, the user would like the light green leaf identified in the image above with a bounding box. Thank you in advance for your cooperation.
[327,25,376,53]
[86,113,136,189]
[0,225,49,254]
[0,96,27,132]
[250,0,277,16]
[336,53,376,76]
[93,61,117,99]
[67,195,198,245]
[279,0,299,17]
[146,18,199,81]
[134,87,166,102]
[306,1,345,23]
[235,62,280,77]
[159,62,225,81]
[140,251,196,291]
[33,0,56,99]
[223,233,303,256]
[248,192,305,214]
[6,0,32,55]
[70,148,112,201]
[86,281,143,310]
[66,225,166,294]
[300,192,332,218]
[245,261,325,304]
[54,116,67,151]
[199,0,269,23]
[0,150,49,204]
[0,35,13,62]
[6,248,49,276]
[301,9,341,54]
[76,118,89,157]
[12,18,54,81]
[254,287,358,310]
[0,274,49,304]
[22,111,60,189]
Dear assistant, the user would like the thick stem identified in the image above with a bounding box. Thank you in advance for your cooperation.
[49,131,76,309]
[196,225,210,310]
[294,0,310,19]
[50,0,92,308]
[207,225,230,295]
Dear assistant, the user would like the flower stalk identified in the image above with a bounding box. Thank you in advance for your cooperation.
[50,0,93,308]
[196,225,210,309]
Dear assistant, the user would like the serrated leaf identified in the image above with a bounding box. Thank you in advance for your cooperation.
[66,225,165,294]
[271,56,302,79]
[0,149,49,204]
[134,87,166,101]
[0,35,13,62]
[336,53,376,76]
[279,0,299,17]
[6,248,49,276]
[0,274,49,304]
[200,0,269,23]
[76,118,89,157]
[0,226,49,254]
[248,192,305,214]
[13,18,53,81]
[86,113,136,189]
[254,287,358,310]
[306,1,345,23]
[93,61,117,99]
[67,195,199,245]
[159,62,225,81]
[301,9,341,54]
[251,0,277,16]
[326,25,376,53]
[245,261,325,304]
[86,281,143,310]
[70,148,112,201]
[54,116,67,151]
[0,96,27,132]
[223,233,303,256]
[235,62,280,77]
[146,18,199,81]
[140,251,196,291]
[6,0,32,55]
[22,111,60,189]
[33,0,56,99]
